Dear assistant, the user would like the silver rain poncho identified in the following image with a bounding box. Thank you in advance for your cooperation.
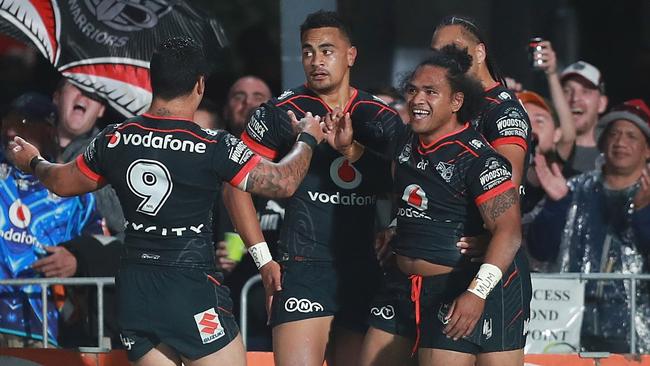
[552,170,650,353]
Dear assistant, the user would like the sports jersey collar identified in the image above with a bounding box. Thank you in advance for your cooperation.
[484,82,502,93]
[302,84,359,114]
[142,113,195,124]
[418,123,470,150]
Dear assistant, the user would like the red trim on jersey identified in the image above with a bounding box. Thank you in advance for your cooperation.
[503,268,519,288]
[287,101,307,115]
[475,180,516,206]
[117,123,218,144]
[142,113,194,123]
[491,136,528,151]
[350,100,398,116]
[484,82,502,93]
[75,155,104,183]
[342,88,359,114]
[277,95,331,113]
[507,309,524,328]
[230,155,262,188]
[418,123,470,149]
[241,131,278,160]
[485,96,501,104]
[417,140,478,157]
[207,274,222,286]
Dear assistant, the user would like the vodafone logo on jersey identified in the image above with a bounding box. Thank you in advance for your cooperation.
[9,200,31,229]
[402,184,428,210]
[107,131,121,148]
[329,157,362,189]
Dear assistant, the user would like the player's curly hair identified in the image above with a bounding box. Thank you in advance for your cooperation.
[402,45,484,123]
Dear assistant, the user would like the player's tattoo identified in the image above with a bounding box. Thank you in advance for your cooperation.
[246,142,313,198]
[478,187,517,223]
[151,107,173,117]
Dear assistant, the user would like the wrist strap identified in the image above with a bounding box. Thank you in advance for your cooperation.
[29,156,46,172]
[248,241,273,269]
[297,132,318,150]
[467,263,502,300]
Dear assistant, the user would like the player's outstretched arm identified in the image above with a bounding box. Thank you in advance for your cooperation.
[245,111,324,198]
[7,136,103,196]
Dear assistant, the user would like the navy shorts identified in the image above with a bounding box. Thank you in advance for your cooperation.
[270,259,381,332]
[117,264,239,361]
[369,251,532,354]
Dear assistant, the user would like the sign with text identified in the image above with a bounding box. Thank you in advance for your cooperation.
[525,278,585,354]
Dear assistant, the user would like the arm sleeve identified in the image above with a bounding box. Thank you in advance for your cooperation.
[242,102,295,161]
[76,125,116,183]
[527,193,572,261]
[465,153,516,206]
[483,101,530,152]
[211,131,262,188]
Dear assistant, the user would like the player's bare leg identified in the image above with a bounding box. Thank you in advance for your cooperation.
[181,334,246,366]
[477,349,524,366]
[359,327,416,366]
[273,316,333,366]
[418,348,475,366]
[133,343,181,366]
[325,326,365,366]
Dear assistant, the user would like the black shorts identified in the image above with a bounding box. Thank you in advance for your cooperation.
[270,259,381,332]
[370,251,532,354]
[367,266,416,339]
[116,264,239,361]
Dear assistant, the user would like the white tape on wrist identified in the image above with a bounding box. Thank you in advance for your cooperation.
[248,241,272,269]
[467,263,502,300]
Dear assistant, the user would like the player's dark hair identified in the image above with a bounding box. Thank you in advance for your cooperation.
[433,15,506,86]
[300,10,352,43]
[150,37,209,100]
[405,45,484,123]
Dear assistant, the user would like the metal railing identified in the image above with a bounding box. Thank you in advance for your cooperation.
[239,272,650,354]
[0,277,115,352]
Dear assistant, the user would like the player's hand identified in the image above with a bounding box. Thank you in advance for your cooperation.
[6,136,41,173]
[533,40,558,75]
[443,291,485,341]
[633,163,650,210]
[534,154,568,201]
[215,241,237,273]
[259,260,282,324]
[31,246,78,278]
[288,110,324,143]
[375,227,396,267]
[457,234,490,261]
[323,109,355,155]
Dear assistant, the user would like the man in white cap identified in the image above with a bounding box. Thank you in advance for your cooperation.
[560,60,608,173]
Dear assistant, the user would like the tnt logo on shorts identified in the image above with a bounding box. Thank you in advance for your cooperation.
[194,308,225,344]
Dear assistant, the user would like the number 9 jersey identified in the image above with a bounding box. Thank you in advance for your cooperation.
[77,114,261,269]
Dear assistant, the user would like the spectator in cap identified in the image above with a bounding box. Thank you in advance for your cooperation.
[528,99,650,353]
[560,60,609,173]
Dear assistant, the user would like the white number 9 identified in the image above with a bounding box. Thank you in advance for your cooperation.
[126,159,173,216]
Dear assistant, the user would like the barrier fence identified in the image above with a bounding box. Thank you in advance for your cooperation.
[0,277,115,352]
[241,272,650,354]
[1,272,649,356]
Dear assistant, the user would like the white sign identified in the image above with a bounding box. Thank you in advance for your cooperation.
[525,278,585,354]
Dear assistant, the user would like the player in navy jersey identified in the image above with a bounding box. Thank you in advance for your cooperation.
[6,37,325,366]
[224,10,403,366]
[325,46,531,366]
